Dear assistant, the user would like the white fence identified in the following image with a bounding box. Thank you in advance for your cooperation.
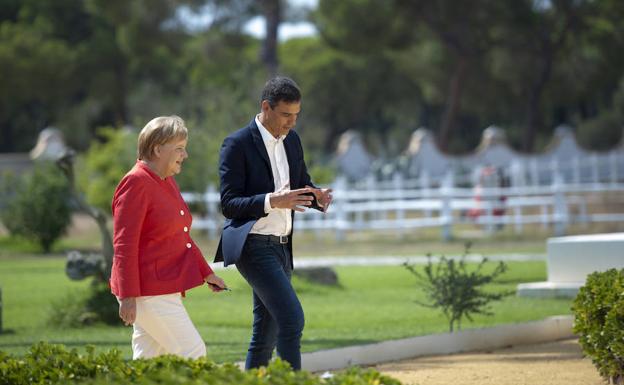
[182,175,624,241]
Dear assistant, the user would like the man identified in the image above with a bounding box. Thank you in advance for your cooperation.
[215,76,332,370]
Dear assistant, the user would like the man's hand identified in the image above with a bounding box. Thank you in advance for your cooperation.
[119,297,136,326]
[269,187,315,212]
[306,185,333,212]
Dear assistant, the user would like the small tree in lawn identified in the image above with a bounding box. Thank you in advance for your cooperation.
[404,243,513,332]
[1,162,72,253]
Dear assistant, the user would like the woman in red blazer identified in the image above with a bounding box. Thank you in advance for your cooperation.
[110,115,226,359]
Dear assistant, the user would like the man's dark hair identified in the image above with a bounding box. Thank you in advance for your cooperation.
[261,76,301,108]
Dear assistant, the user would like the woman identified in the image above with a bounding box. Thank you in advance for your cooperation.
[110,115,226,359]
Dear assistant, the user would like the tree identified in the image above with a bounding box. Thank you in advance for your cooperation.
[301,1,421,153]
[194,0,311,77]
[260,0,280,76]
[497,0,588,152]
[0,18,77,152]
[393,0,509,152]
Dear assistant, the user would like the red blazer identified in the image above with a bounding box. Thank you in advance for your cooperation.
[110,161,213,299]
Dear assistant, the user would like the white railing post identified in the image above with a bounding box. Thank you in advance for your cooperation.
[552,174,568,236]
[420,171,432,218]
[591,154,599,186]
[393,172,405,238]
[530,158,540,188]
[333,176,347,241]
[572,157,580,186]
[206,184,218,239]
[610,152,618,186]
[365,174,377,222]
[550,157,561,185]
[510,160,525,187]
[440,171,454,241]
[513,205,523,234]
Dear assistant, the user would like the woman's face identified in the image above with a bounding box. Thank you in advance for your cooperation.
[155,137,188,177]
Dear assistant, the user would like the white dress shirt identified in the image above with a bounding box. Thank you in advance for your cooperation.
[249,115,292,236]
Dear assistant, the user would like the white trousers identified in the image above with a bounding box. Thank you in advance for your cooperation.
[131,293,206,359]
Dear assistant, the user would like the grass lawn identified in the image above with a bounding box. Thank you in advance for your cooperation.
[0,254,572,362]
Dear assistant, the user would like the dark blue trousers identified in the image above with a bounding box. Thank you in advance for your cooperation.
[235,237,304,370]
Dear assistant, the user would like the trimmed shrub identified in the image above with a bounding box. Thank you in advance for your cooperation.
[0,162,72,252]
[572,268,624,384]
[0,342,402,385]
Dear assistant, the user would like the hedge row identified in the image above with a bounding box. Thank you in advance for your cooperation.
[0,342,402,385]
[573,268,624,384]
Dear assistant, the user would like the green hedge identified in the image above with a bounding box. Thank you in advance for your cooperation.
[572,268,624,384]
[0,343,402,385]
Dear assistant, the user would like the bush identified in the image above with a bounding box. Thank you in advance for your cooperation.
[404,244,512,332]
[0,342,402,385]
[0,170,18,212]
[572,268,624,384]
[308,163,337,186]
[48,281,121,328]
[0,162,72,252]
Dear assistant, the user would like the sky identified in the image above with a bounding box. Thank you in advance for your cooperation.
[178,0,318,41]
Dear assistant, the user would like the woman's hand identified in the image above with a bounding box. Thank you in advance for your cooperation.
[119,297,136,326]
[205,273,228,292]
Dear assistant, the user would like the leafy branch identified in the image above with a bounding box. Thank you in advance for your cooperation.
[404,243,513,332]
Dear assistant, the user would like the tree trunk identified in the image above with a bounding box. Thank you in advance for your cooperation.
[0,122,12,152]
[113,60,129,126]
[524,55,552,153]
[261,0,280,77]
[438,55,468,152]
[323,124,345,154]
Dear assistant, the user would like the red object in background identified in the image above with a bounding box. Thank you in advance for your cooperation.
[467,166,507,219]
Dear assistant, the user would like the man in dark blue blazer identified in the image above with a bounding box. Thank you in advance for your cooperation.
[215,77,332,370]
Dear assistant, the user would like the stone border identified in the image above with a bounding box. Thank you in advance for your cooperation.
[301,315,574,372]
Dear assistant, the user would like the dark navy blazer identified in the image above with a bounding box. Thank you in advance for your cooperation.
[214,119,314,267]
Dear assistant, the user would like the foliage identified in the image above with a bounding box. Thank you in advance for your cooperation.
[0,162,72,253]
[0,342,402,385]
[403,244,513,332]
[0,170,18,212]
[572,268,624,384]
[48,281,121,328]
[4,0,624,163]
[173,92,257,193]
[77,127,137,214]
[0,16,78,151]
[307,163,336,185]
[281,36,420,154]
[576,111,623,151]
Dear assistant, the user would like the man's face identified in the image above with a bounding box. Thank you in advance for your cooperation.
[261,100,301,138]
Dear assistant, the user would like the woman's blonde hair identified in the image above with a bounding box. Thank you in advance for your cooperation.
[137,115,188,160]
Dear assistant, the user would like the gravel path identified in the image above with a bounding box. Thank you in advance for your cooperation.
[375,338,603,385]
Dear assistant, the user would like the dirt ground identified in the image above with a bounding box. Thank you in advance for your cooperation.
[375,338,604,385]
